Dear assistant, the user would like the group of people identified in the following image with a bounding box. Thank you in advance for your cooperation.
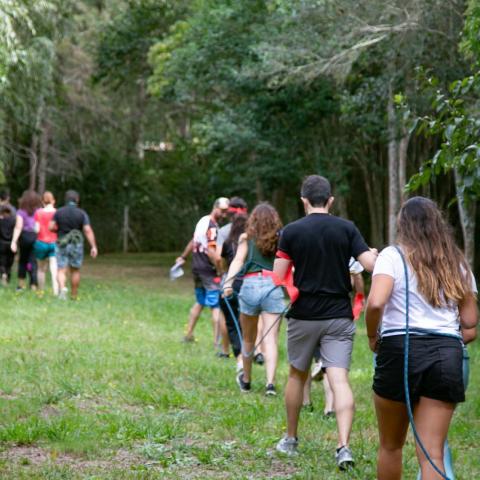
[177,175,478,479]
[0,188,97,299]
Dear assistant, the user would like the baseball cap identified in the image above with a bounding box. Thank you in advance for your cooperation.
[213,197,230,209]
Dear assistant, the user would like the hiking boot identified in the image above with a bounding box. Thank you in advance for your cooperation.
[276,436,298,456]
[254,353,265,365]
[336,446,354,470]
[236,371,251,393]
[265,384,277,396]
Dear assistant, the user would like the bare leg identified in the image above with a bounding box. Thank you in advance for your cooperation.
[285,365,309,438]
[37,259,48,291]
[57,267,68,292]
[303,372,312,406]
[255,314,265,356]
[323,375,334,414]
[211,307,221,348]
[49,256,58,295]
[374,393,409,480]
[185,302,203,339]
[240,313,258,383]
[261,312,281,385]
[70,267,81,299]
[326,367,355,448]
[414,397,455,480]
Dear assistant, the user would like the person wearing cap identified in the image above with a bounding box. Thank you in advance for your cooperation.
[179,197,230,345]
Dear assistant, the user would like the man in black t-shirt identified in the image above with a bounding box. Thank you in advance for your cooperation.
[50,190,97,300]
[274,175,377,468]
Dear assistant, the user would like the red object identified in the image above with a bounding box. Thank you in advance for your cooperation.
[353,293,365,321]
[213,276,221,284]
[263,268,299,304]
[227,207,247,214]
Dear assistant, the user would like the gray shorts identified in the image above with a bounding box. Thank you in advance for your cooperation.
[287,317,356,372]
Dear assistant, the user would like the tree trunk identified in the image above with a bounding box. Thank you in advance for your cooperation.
[37,120,51,194]
[272,187,286,220]
[29,133,39,191]
[387,88,399,244]
[454,168,476,268]
[398,128,410,203]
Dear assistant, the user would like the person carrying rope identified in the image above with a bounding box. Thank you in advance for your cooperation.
[224,203,285,396]
[366,197,478,480]
[273,175,377,468]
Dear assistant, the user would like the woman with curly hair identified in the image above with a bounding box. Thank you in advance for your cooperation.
[224,203,285,396]
[11,190,42,290]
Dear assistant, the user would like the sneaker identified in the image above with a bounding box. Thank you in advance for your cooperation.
[265,384,277,396]
[254,353,265,365]
[276,436,298,456]
[335,446,354,470]
[302,403,314,413]
[182,335,195,343]
[311,360,324,381]
[236,371,251,393]
[216,352,230,359]
[58,287,68,300]
[324,410,335,419]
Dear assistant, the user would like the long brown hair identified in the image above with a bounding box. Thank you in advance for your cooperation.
[18,190,41,216]
[246,203,282,256]
[397,196,472,307]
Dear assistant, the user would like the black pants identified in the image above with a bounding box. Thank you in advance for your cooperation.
[0,241,14,280]
[18,231,37,286]
[220,294,243,357]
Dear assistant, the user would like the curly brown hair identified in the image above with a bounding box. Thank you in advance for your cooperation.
[246,203,282,257]
[18,190,41,216]
[397,196,473,308]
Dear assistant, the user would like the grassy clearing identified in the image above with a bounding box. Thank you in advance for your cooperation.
[0,253,478,479]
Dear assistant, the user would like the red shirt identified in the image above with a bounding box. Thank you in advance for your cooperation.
[34,208,57,243]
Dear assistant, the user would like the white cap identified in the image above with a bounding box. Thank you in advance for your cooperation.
[214,197,230,209]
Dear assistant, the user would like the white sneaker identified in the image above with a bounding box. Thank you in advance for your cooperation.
[58,288,68,300]
[336,446,354,470]
[311,360,324,381]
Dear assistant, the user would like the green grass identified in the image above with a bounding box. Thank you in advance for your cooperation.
[0,253,478,479]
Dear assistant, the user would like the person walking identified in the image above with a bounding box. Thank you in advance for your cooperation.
[11,190,42,291]
[49,190,97,300]
[273,175,377,468]
[365,196,478,480]
[0,203,16,285]
[34,191,58,295]
[179,197,230,344]
[224,202,285,396]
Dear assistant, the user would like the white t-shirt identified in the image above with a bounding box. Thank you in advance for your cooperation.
[216,223,231,250]
[373,246,477,338]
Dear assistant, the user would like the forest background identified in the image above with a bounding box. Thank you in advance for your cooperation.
[1,0,480,271]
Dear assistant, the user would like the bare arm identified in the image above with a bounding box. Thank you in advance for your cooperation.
[459,293,478,330]
[176,239,193,265]
[223,234,248,295]
[273,257,292,282]
[83,224,98,258]
[357,248,378,272]
[462,326,477,345]
[352,273,365,295]
[10,215,23,253]
[49,220,57,232]
[365,274,394,351]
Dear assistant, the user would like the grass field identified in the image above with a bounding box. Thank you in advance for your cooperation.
[0,253,478,479]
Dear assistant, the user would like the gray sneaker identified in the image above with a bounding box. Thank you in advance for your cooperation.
[276,436,298,456]
[335,446,354,470]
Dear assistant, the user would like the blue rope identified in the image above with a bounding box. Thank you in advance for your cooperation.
[394,246,451,480]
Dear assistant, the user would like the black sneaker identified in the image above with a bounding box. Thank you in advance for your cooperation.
[265,384,277,396]
[236,371,251,393]
[216,352,230,359]
[254,353,265,365]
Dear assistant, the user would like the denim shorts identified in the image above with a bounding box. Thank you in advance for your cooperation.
[56,242,84,269]
[238,274,285,316]
[34,240,56,260]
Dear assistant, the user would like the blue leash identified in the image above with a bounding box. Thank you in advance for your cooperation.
[394,246,452,480]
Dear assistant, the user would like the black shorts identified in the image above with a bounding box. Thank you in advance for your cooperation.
[373,335,465,404]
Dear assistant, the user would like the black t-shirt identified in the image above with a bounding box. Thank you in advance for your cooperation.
[53,204,90,238]
[278,213,369,320]
[0,215,15,243]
